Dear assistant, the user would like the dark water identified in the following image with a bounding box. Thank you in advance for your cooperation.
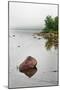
[9,30,58,88]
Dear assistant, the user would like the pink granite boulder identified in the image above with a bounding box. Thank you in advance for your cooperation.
[19,56,37,72]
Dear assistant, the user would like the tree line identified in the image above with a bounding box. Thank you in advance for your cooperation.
[43,16,58,32]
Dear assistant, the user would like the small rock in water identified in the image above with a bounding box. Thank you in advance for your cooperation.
[17,45,20,47]
[38,38,41,39]
[33,36,36,38]
[19,56,37,72]
[52,70,58,72]
[13,35,15,37]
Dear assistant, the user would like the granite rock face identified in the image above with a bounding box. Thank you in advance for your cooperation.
[19,56,37,72]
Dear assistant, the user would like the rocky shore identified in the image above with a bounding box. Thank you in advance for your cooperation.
[33,31,58,49]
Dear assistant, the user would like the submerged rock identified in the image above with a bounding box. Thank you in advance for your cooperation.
[38,38,41,39]
[19,56,37,72]
[13,35,15,37]
[33,36,36,38]
[17,45,20,47]
[19,67,37,78]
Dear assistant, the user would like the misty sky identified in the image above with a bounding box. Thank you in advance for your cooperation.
[9,2,58,29]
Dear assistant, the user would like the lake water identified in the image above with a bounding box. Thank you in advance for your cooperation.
[9,30,59,88]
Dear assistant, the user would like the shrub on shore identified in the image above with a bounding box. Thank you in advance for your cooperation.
[43,16,58,32]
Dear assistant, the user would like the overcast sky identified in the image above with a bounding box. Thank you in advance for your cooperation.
[9,2,58,29]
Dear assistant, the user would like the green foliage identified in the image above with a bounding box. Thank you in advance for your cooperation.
[53,16,58,30]
[43,16,58,32]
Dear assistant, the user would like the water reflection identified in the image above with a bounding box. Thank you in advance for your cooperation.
[33,32,58,50]
[45,37,58,50]
[19,67,37,78]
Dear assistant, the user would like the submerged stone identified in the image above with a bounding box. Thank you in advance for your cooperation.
[19,67,37,78]
[38,38,41,39]
[19,56,37,72]
[13,35,15,37]
[33,36,36,38]
[17,45,20,47]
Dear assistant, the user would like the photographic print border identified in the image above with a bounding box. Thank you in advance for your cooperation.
[8,1,59,89]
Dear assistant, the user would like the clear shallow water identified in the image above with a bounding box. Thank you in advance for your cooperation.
[9,30,58,88]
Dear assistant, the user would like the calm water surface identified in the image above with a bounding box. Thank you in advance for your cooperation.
[9,30,58,88]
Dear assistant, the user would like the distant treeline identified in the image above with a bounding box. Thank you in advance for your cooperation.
[43,16,58,32]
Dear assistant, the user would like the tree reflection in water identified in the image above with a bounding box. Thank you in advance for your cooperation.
[44,32,58,50]
[33,31,58,50]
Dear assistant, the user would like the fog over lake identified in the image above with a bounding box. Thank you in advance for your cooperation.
[9,2,58,30]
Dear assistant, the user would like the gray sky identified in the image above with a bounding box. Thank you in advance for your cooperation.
[9,2,58,29]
